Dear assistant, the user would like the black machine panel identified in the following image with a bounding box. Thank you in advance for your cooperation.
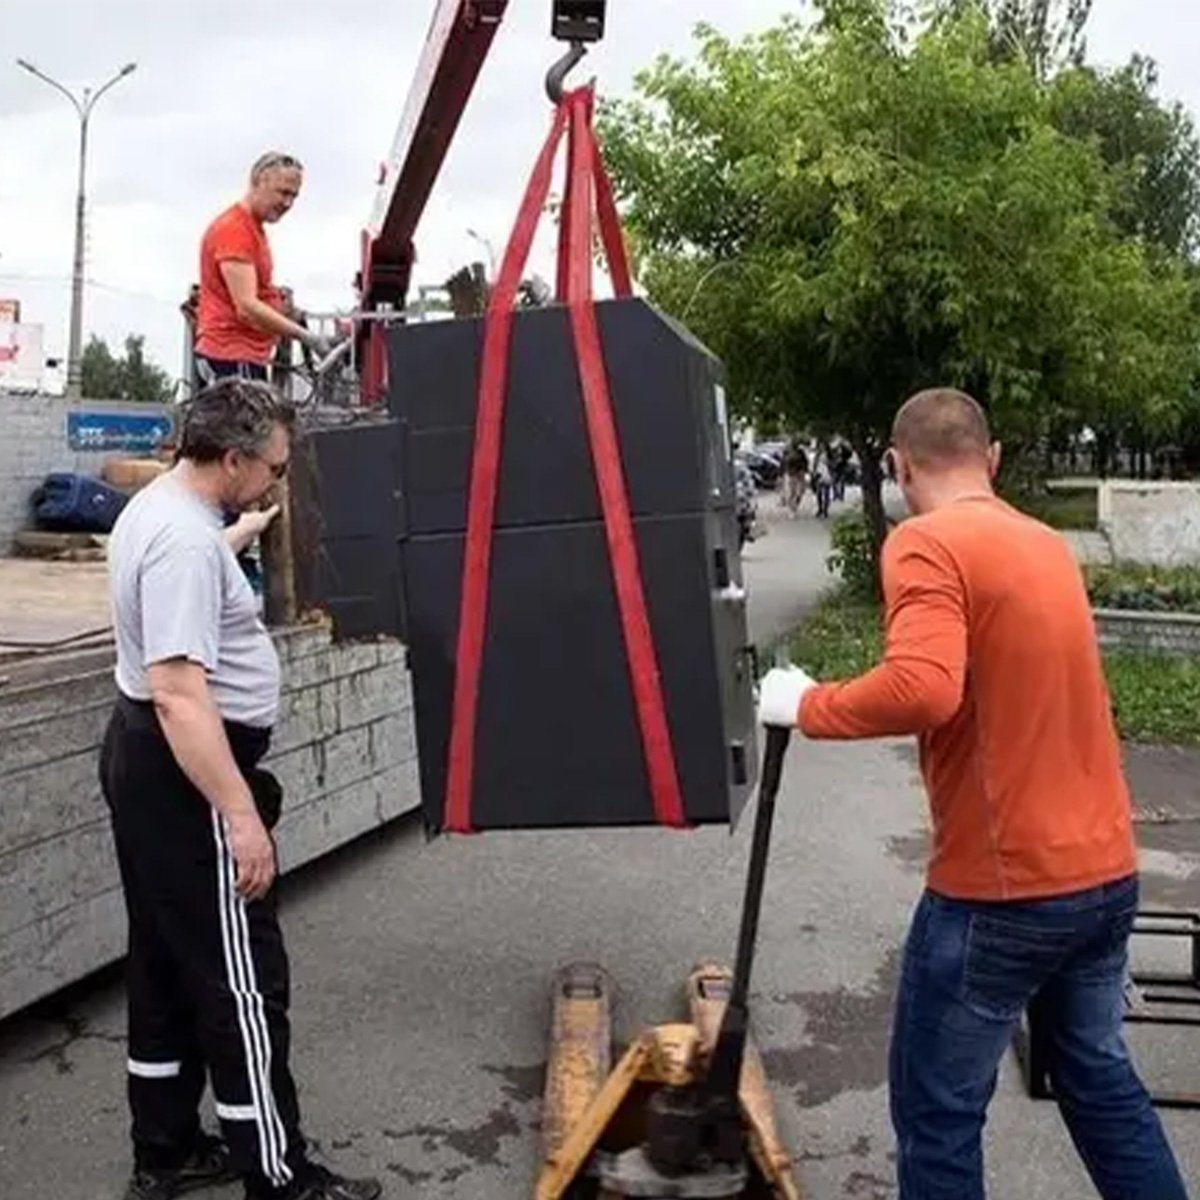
[388,301,737,535]
[401,509,756,829]
[290,417,405,641]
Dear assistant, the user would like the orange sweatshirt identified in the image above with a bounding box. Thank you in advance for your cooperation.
[800,496,1136,901]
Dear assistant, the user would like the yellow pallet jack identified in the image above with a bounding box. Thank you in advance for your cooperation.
[537,727,801,1199]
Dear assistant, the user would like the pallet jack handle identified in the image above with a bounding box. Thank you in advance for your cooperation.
[704,723,792,1100]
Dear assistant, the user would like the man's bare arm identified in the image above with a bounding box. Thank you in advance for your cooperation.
[147,658,276,898]
[219,259,314,344]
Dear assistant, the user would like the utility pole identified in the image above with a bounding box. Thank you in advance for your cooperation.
[15,58,137,398]
[466,228,498,280]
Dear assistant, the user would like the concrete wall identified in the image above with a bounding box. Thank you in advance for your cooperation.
[0,392,173,553]
[0,623,420,1021]
[1098,481,1200,567]
[1094,608,1200,658]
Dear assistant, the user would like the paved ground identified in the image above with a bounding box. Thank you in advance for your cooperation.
[1,492,1198,1199]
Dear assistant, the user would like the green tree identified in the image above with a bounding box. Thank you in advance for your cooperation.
[81,334,175,403]
[1051,57,1200,259]
[599,1,1200,564]
[986,0,1092,77]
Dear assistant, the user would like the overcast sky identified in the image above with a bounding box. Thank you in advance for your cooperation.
[2,1,1197,381]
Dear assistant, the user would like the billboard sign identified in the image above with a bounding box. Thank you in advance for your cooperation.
[66,409,174,453]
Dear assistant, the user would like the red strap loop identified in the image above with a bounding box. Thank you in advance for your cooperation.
[444,88,686,833]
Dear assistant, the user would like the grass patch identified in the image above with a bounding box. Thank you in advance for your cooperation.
[1104,654,1200,746]
[788,596,883,681]
[789,590,1200,745]
[1085,562,1200,614]
[1005,486,1098,530]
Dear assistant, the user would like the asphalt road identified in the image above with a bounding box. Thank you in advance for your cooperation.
[1,493,1197,1200]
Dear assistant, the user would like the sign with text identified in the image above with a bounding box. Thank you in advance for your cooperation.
[67,409,174,453]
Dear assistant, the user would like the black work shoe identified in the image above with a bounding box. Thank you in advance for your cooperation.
[291,1164,382,1200]
[126,1133,238,1199]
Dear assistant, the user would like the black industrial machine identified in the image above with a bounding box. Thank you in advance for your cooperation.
[388,299,757,831]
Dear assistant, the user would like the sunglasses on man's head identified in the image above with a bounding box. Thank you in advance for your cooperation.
[254,153,302,174]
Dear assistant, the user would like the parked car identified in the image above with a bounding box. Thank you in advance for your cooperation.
[734,457,759,548]
[738,449,782,490]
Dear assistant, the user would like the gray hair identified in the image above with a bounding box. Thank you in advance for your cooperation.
[250,151,303,182]
[178,378,295,464]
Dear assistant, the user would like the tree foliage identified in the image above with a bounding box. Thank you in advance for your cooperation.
[81,334,175,403]
[986,0,1092,77]
[1050,56,1200,258]
[598,0,1200,550]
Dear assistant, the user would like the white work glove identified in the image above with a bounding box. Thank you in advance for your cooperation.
[757,666,816,729]
[302,330,336,359]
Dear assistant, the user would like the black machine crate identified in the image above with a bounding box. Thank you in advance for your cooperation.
[300,297,758,833]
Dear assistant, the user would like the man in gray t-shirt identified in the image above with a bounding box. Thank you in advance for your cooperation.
[109,470,282,730]
[101,378,380,1200]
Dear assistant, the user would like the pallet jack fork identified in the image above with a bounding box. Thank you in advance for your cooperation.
[537,729,801,1200]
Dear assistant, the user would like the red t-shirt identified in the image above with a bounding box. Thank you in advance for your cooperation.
[195,203,280,365]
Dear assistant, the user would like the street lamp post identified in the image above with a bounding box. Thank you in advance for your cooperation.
[15,58,136,398]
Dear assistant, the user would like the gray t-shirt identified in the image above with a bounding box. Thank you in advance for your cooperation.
[108,473,282,728]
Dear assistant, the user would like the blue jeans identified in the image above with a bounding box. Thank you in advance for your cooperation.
[890,877,1188,1199]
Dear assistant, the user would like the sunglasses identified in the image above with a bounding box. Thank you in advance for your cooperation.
[253,152,303,175]
[243,451,288,480]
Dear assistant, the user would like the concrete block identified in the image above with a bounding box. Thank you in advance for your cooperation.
[1099,482,1200,567]
[0,820,117,938]
[334,667,397,732]
[270,682,338,756]
[281,648,336,692]
[0,750,103,858]
[0,668,115,728]
[368,710,417,770]
[274,763,418,872]
[0,699,110,776]
[320,723,373,791]
[379,758,422,822]
[377,638,405,667]
[330,643,381,675]
[263,739,322,801]
[276,624,332,665]
[0,885,126,1021]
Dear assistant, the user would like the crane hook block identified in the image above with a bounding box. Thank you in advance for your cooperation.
[551,0,606,44]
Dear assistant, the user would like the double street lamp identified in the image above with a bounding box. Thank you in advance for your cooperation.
[15,58,137,397]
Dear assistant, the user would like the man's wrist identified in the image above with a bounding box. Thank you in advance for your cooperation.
[223,795,260,824]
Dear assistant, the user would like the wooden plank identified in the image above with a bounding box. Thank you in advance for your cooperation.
[262,477,299,627]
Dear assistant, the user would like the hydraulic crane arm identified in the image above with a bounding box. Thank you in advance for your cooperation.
[355,0,606,406]
[359,0,510,318]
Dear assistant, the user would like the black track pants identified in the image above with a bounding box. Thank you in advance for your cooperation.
[100,696,306,1196]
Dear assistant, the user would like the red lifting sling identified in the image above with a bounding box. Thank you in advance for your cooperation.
[443,86,686,833]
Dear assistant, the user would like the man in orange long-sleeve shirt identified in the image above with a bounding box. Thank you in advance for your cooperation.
[758,390,1187,1200]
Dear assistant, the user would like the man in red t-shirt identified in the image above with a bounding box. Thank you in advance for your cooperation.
[194,152,332,385]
